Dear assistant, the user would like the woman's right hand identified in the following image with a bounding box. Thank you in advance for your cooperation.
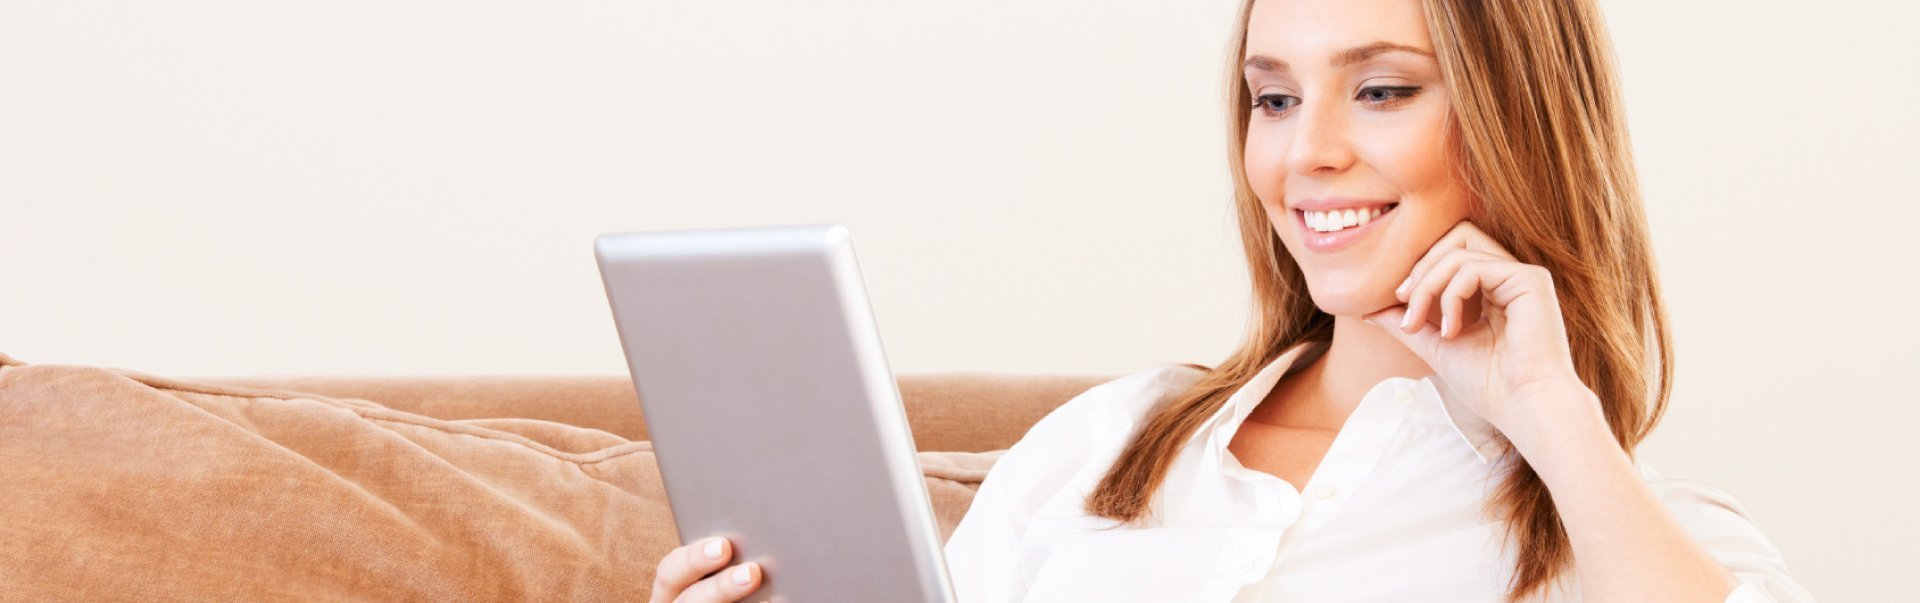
[649,535,764,602]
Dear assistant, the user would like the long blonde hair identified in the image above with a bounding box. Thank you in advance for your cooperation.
[1080,0,1672,601]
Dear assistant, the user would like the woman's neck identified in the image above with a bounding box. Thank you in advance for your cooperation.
[1266,314,1435,426]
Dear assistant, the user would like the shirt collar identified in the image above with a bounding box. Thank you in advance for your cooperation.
[1206,339,1506,467]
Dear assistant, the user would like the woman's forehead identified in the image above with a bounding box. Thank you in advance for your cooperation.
[1244,0,1435,65]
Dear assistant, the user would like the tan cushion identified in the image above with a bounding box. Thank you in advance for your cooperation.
[0,352,1013,601]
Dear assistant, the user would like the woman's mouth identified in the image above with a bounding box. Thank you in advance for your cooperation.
[1295,202,1398,253]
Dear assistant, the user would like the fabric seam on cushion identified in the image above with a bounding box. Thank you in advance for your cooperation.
[352,411,652,465]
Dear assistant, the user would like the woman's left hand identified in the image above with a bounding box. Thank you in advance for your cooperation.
[1361,220,1596,436]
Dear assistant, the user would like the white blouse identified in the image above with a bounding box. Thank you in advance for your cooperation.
[942,341,1811,602]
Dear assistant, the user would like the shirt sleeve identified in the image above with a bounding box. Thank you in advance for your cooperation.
[1637,462,1815,603]
[942,366,1185,603]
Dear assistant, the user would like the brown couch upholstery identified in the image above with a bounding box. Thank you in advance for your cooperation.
[203,371,1117,454]
[0,350,1118,601]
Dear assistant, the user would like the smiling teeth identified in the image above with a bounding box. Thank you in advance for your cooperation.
[1306,206,1389,232]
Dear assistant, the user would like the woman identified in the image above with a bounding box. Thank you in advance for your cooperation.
[651,0,1811,601]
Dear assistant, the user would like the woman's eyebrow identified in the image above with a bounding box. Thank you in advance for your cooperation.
[1243,41,1437,73]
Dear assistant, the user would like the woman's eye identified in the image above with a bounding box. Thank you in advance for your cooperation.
[1357,85,1422,105]
[1252,93,1299,116]
[1252,86,1421,116]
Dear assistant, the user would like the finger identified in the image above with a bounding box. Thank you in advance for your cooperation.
[654,537,732,601]
[1396,221,1515,303]
[1437,262,1490,338]
[1433,261,1546,340]
[1450,220,1519,261]
[1401,248,1501,334]
[678,561,762,603]
[1397,226,1471,303]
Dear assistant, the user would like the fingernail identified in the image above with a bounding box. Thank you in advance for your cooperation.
[732,563,753,585]
[704,538,723,560]
[1396,277,1410,295]
[1442,314,1452,337]
[1398,312,1411,330]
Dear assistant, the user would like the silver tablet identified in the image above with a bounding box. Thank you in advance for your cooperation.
[595,223,956,603]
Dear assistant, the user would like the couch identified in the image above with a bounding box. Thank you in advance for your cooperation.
[0,350,1119,601]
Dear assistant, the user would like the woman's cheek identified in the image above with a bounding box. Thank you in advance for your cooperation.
[1243,137,1288,216]
[1377,110,1465,215]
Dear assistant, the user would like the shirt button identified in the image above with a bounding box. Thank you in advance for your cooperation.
[1234,555,1259,574]
[1394,389,1415,405]
[1309,483,1337,499]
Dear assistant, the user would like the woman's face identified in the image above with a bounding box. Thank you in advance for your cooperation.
[1242,0,1471,317]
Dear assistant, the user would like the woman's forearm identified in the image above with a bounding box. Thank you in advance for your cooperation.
[1501,385,1741,603]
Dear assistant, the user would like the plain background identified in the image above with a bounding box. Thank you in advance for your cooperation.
[2,0,1911,598]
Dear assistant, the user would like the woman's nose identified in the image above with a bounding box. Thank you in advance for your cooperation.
[1285,100,1357,176]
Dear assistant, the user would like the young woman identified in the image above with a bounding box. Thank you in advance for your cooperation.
[651,0,1811,601]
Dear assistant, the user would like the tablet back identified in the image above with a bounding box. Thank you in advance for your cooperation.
[595,223,956,603]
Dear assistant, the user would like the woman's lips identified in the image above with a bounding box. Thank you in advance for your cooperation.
[1296,204,1397,253]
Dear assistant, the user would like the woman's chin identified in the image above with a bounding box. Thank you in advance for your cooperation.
[1306,288,1399,319]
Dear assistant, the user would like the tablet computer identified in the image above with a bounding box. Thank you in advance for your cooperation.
[595,223,957,603]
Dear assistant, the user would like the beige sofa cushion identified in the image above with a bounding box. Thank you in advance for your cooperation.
[0,352,1028,601]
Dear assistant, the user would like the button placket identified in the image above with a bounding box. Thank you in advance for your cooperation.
[1284,380,1411,546]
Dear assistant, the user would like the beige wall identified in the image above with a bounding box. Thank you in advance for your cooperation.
[1,1,1909,598]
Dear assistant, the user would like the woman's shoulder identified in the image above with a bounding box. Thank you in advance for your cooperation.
[984,364,1202,484]
[994,363,1205,467]
[957,362,1206,539]
[1036,363,1207,436]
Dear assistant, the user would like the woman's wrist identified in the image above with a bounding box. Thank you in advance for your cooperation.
[1494,382,1621,482]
